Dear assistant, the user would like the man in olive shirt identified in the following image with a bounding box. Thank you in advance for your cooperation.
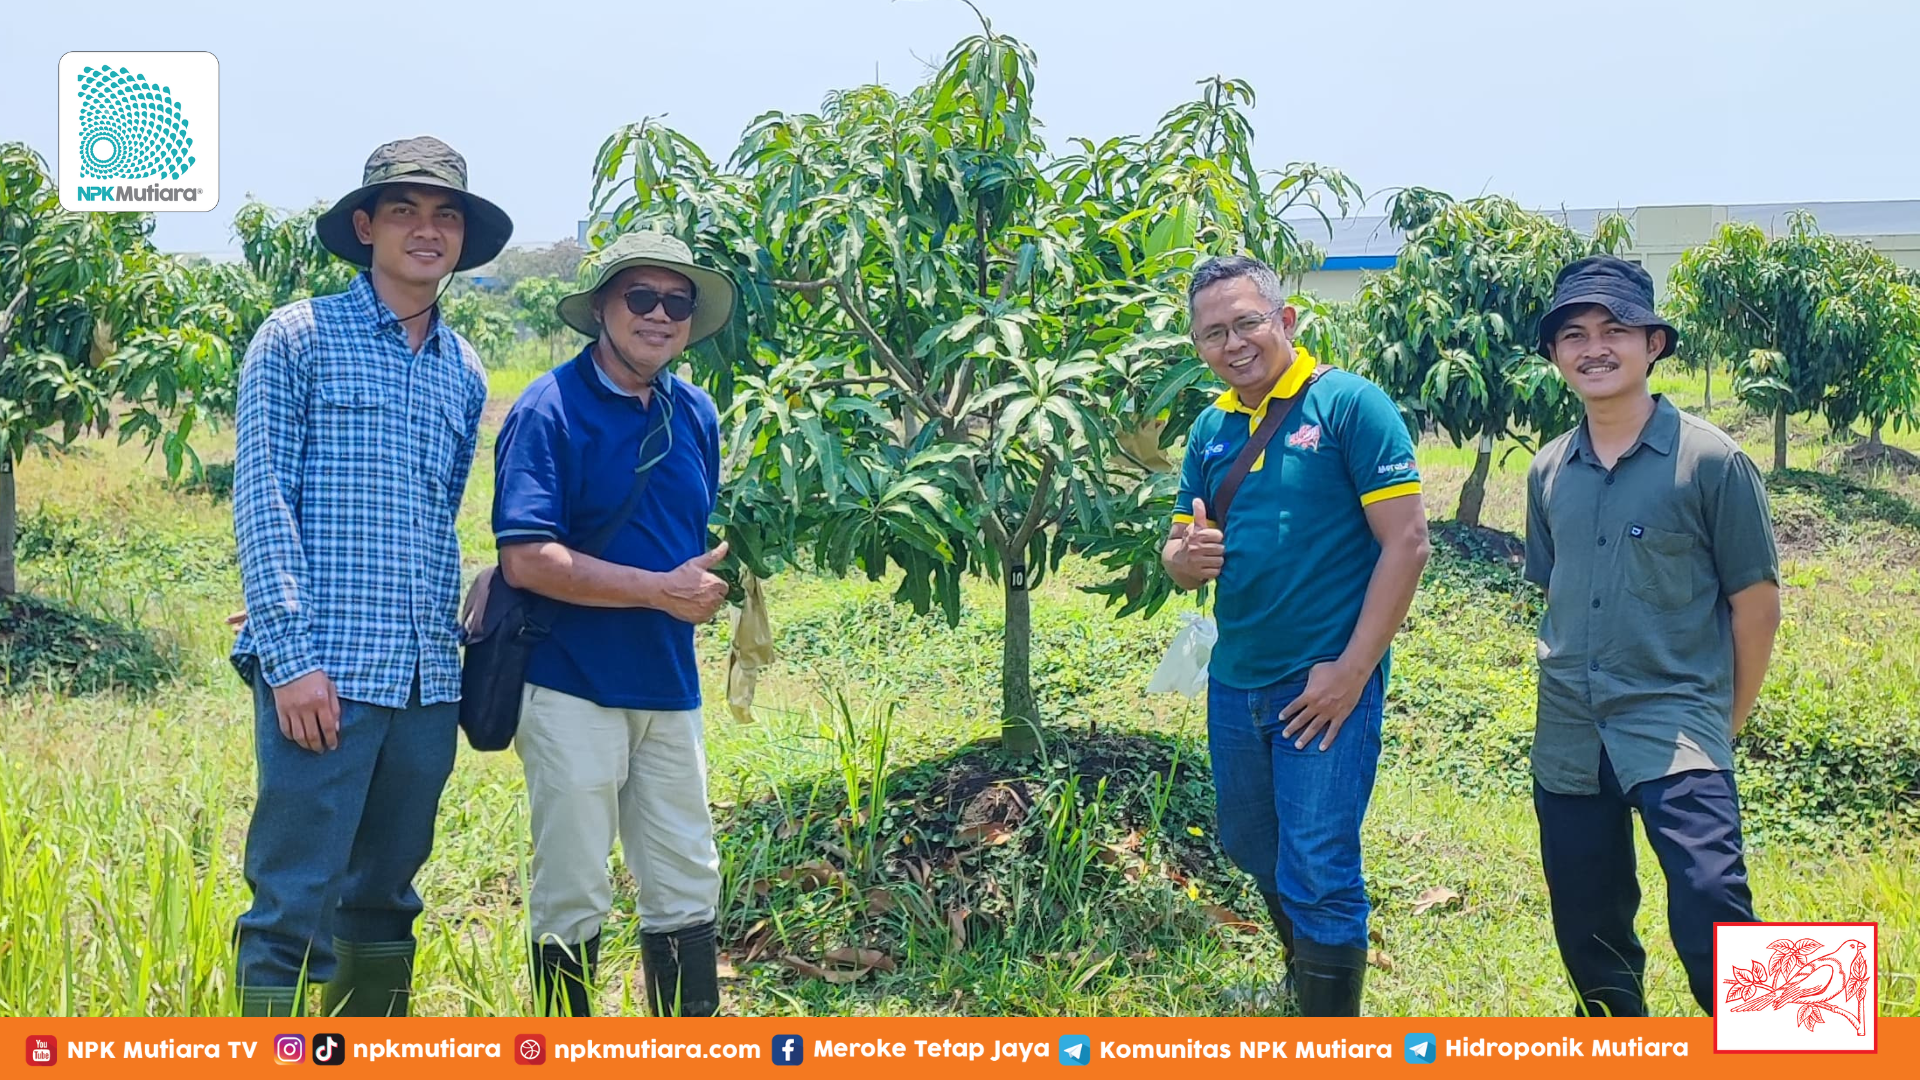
[1524,257,1782,1018]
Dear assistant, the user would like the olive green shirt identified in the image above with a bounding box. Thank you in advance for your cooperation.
[1524,395,1779,796]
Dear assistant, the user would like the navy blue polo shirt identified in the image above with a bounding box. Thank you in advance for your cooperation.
[492,347,721,711]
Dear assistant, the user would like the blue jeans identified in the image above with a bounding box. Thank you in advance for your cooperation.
[234,672,458,989]
[1207,667,1385,951]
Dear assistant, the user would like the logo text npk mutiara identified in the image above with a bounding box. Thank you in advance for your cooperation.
[74,183,205,203]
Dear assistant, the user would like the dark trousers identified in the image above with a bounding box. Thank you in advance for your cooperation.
[234,672,458,989]
[1533,750,1755,1016]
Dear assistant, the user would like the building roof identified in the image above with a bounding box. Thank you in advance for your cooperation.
[1299,198,1920,271]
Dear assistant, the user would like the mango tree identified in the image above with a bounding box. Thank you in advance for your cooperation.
[588,17,1355,752]
[1668,213,1920,470]
[510,275,572,361]
[1354,190,1630,528]
[0,142,229,594]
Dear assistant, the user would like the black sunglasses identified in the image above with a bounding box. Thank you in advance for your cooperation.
[623,287,696,322]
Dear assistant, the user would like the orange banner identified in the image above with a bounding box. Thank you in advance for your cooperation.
[3,1017,1913,1077]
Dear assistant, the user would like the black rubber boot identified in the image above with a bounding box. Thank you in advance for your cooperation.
[1293,938,1367,1017]
[1258,889,1297,960]
[238,986,303,1017]
[530,935,599,1017]
[641,922,719,1017]
[1259,889,1298,1009]
[320,939,416,1017]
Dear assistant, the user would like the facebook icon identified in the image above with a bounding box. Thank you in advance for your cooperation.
[772,1035,805,1066]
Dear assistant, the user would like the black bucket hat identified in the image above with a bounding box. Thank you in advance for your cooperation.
[315,136,513,273]
[1537,255,1678,359]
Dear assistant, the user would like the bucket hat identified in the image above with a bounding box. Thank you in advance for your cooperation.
[1538,255,1678,359]
[558,230,735,346]
[315,136,513,273]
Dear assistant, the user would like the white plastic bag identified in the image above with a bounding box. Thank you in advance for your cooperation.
[1145,612,1217,697]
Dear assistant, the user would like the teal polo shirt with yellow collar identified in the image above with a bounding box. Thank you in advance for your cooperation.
[1174,347,1422,690]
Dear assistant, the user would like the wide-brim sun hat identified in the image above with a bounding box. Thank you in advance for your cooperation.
[1537,255,1679,359]
[558,230,736,346]
[315,135,514,274]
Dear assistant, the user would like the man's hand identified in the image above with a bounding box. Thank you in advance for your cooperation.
[1165,498,1225,590]
[657,542,731,624]
[273,670,341,753]
[1279,659,1370,751]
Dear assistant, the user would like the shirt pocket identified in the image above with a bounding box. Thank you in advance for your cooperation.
[1622,522,1698,611]
[313,378,389,460]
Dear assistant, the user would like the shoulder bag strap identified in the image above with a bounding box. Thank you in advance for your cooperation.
[1209,364,1333,529]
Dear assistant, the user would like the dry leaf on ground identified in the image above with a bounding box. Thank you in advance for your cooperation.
[780,955,869,984]
[1410,886,1461,915]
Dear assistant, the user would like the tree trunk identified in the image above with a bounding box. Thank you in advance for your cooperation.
[1773,403,1789,471]
[1454,433,1494,530]
[0,456,16,596]
[1869,420,1885,448]
[999,570,1040,756]
[1703,359,1712,412]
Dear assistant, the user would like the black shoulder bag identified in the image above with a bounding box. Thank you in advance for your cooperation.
[458,399,671,751]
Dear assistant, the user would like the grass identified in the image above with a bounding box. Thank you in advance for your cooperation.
[1,365,1915,1018]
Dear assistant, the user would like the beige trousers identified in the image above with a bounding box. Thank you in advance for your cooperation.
[514,684,721,946]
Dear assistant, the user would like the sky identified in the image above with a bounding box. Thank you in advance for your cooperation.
[5,0,1914,256]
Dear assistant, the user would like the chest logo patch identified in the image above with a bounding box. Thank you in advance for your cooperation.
[1286,424,1323,452]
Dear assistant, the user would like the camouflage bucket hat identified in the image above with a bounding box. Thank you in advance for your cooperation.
[315,136,514,273]
[558,230,736,346]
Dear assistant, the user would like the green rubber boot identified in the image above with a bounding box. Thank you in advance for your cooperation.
[238,986,304,1017]
[320,939,416,1017]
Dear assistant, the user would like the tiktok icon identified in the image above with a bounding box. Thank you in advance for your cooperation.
[312,1033,346,1066]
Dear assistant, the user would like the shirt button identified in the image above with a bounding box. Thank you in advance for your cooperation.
[1591,598,1601,609]
[1598,536,1607,546]
[1589,660,1600,672]
[1605,475,1615,485]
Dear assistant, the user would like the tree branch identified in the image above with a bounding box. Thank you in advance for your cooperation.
[1012,454,1059,551]
[0,283,29,350]
[829,278,943,420]
[806,376,895,392]
[770,278,832,296]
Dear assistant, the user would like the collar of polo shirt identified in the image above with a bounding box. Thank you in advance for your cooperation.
[1566,393,1681,464]
[1212,345,1321,420]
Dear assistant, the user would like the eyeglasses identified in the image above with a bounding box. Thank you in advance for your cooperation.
[1193,304,1283,351]
[623,287,697,322]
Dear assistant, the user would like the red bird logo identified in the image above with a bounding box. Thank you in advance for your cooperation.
[1725,937,1871,1035]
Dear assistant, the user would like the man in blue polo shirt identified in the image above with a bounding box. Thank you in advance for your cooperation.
[491,231,734,1017]
[1162,255,1430,1016]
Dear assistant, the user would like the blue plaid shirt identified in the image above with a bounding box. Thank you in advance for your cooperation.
[231,273,488,708]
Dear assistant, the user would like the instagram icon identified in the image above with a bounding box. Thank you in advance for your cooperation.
[275,1034,306,1064]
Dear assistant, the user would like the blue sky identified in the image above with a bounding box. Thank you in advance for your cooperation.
[5,0,1912,255]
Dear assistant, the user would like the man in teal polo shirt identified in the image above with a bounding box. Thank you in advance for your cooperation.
[1163,255,1430,1016]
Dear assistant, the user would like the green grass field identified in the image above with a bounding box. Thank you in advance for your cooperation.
[2,365,1916,1018]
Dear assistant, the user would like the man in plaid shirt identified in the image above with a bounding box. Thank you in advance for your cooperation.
[229,137,512,1017]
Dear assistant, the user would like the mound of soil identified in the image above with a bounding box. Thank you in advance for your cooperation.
[716,730,1259,979]
[0,592,168,695]
[1429,521,1525,570]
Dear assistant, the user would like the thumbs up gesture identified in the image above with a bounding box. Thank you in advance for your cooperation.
[660,540,732,624]
[1169,498,1225,587]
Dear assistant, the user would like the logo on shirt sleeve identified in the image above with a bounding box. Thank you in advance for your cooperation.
[1376,460,1416,475]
